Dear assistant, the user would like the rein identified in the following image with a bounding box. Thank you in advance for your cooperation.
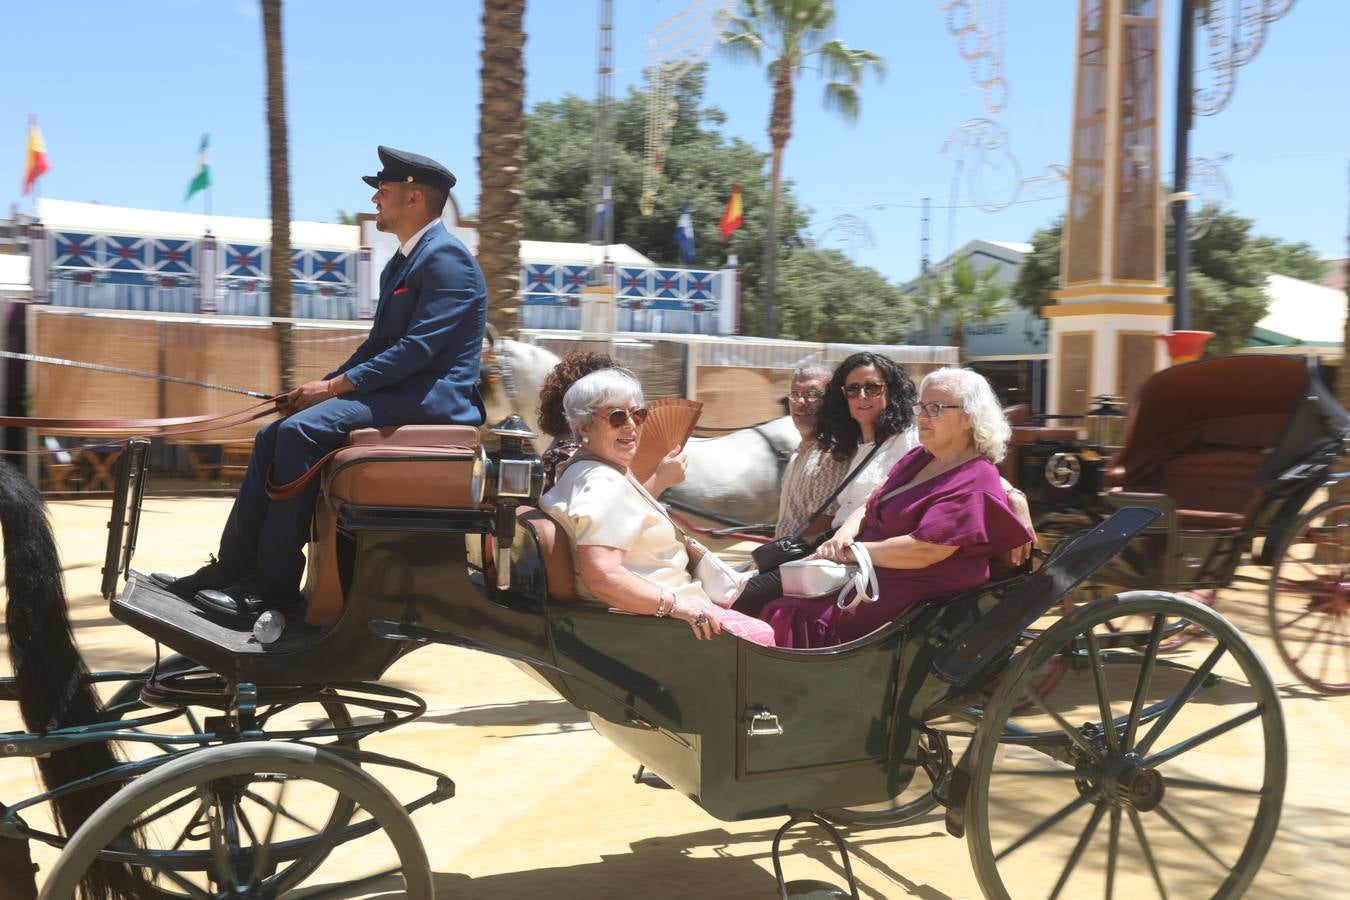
[0,399,281,456]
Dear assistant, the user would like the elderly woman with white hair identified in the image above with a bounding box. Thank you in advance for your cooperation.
[759,368,1033,649]
[540,368,775,646]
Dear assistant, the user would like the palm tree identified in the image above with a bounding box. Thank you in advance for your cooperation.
[261,0,294,389]
[721,0,883,338]
[1340,255,1350,413]
[477,0,527,338]
[912,258,1008,365]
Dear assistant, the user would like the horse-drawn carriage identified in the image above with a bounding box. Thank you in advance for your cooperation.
[0,380,1292,896]
[1008,354,1350,694]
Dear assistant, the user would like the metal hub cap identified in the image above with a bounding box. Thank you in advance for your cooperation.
[1106,753,1165,812]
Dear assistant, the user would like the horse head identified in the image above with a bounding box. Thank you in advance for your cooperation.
[478,334,559,440]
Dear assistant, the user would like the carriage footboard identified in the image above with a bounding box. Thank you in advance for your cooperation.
[930,506,1160,688]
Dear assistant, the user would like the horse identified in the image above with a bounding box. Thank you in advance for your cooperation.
[480,337,799,526]
[0,461,145,899]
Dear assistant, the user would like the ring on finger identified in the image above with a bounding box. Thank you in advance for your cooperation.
[693,612,709,629]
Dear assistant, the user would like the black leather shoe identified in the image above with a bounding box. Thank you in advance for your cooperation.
[191,570,301,622]
[149,556,247,602]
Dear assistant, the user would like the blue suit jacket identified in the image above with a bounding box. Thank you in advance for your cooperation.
[328,222,487,425]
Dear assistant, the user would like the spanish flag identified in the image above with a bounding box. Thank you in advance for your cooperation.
[719,184,744,242]
[22,117,49,196]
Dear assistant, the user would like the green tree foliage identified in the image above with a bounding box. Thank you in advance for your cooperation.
[1011,206,1326,355]
[1010,219,1062,316]
[526,67,897,340]
[911,258,1008,363]
[720,0,884,337]
[775,249,911,343]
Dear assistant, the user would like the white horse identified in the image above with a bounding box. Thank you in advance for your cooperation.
[481,338,798,526]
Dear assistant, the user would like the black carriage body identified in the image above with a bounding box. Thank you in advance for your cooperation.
[1017,355,1350,592]
[101,418,1162,829]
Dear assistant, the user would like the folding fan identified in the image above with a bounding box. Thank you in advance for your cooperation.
[631,398,704,485]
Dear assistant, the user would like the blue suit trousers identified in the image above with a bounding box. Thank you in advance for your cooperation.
[217,397,422,588]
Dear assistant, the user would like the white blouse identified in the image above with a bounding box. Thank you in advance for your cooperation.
[540,458,711,606]
[830,428,919,528]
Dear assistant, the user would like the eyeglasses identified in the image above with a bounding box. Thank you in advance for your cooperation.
[842,382,886,400]
[788,390,825,403]
[603,406,649,428]
[913,401,962,418]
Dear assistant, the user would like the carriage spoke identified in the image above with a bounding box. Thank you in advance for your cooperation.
[127,789,200,832]
[1049,801,1106,900]
[1105,805,1121,900]
[1144,706,1262,768]
[1133,643,1226,758]
[1290,613,1332,664]
[243,787,321,832]
[300,866,405,899]
[1084,627,1119,754]
[115,842,214,898]
[204,789,239,891]
[1123,615,1165,751]
[1163,775,1263,796]
[1026,687,1104,762]
[170,798,211,851]
[1276,606,1316,632]
[249,779,288,887]
[1153,802,1231,871]
[994,791,1095,862]
[1127,806,1168,900]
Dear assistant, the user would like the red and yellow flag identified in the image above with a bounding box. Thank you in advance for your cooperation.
[22,117,49,195]
[719,184,744,242]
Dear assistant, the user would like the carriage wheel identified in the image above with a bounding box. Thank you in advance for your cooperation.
[965,591,1285,900]
[1266,498,1350,693]
[39,743,433,900]
[100,663,366,894]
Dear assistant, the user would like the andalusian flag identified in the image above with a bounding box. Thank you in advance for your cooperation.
[185,134,211,201]
[21,117,49,196]
[719,184,744,242]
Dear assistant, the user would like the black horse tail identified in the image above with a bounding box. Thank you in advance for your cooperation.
[0,463,143,899]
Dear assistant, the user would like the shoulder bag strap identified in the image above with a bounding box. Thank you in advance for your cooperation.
[791,440,884,540]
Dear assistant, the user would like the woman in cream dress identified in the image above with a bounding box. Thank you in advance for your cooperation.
[540,369,774,645]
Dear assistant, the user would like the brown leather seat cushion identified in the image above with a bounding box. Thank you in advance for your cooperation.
[324,425,481,509]
[517,507,578,603]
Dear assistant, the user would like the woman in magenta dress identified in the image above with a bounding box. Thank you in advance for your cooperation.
[760,368,1033,649]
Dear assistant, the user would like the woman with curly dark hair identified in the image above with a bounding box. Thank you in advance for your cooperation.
[536,350,686,495]
[812,352,920,530]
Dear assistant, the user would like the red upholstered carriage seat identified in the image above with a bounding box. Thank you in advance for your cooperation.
[304,425,482,626]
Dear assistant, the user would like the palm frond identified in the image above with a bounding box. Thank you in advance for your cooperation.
[818,40,886,83]
[720,25,765,64]
[821,82,860,120]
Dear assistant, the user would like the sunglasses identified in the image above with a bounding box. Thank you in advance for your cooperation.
[788,390,825,403]
[842,382,886,399]
[602,406,650,428]
[913,401,962,418]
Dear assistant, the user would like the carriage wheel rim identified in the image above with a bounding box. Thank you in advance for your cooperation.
[964,591,1286,900]
[38,742,433,900]
[1267,499,1350,693]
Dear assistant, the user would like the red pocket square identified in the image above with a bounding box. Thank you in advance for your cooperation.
[392,287,411,296]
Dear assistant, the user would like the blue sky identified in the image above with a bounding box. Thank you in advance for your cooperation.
[4,1,1346,284]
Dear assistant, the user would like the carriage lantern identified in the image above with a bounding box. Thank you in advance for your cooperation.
[1085,394,1128,453]
[482,416,544,590]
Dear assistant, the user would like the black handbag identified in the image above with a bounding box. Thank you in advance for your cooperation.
[751,442,882,573]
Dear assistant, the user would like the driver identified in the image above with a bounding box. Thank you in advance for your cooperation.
[152,146,487,622]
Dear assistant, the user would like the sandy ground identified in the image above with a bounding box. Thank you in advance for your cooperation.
[1,495,1348,898]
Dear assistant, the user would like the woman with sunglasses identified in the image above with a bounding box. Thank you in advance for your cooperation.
[536,350,687,495]
[540,369,775,645]
[759,368,1033,648]
[813,352,921,531]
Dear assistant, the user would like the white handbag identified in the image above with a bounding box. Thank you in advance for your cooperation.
[780,542,880,611]
[685,535,748,608]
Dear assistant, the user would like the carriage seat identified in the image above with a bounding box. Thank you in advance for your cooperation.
[1111,413,1284,531]
[324,425,481,509]
[515,507,578,604]
[304,425,483,626]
